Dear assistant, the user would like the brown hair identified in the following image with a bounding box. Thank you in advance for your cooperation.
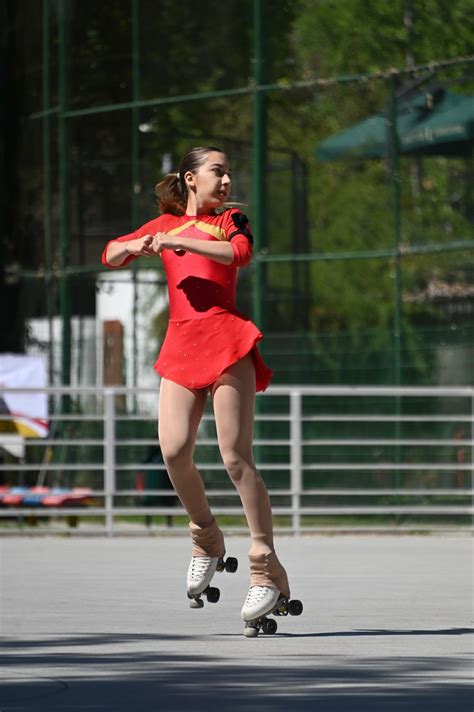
[155,146,225,216]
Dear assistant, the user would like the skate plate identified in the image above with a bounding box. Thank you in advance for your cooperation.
[188,584,220,608]
[243,596,303,637]
[216,555,238,573]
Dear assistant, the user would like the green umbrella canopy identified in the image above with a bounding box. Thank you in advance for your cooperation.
[316,88,474,162]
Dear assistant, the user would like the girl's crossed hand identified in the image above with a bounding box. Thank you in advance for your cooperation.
[125,234,155,256]
[124,232,184,258]
[152,231,180,255]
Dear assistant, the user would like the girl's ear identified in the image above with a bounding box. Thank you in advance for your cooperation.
[184,170,195,189]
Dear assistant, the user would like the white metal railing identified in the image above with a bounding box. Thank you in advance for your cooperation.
[0,385,472,535]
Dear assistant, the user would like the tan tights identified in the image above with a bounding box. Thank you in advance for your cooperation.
[158,354,274,557]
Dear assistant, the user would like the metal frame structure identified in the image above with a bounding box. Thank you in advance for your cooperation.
[0,384,472,536]
[24,0,474,390]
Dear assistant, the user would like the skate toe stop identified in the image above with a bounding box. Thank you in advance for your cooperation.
[189,598,204,609]
[243,625,259,638]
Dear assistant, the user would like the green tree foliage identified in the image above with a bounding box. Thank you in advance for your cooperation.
[293,0,473,74]
[273,0,474,337]
[247,0,473,384]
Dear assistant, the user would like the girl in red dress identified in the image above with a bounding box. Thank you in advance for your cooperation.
[102,147,298,636]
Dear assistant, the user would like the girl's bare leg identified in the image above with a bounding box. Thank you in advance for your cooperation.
[212,354,289,601]
[158,378,212,528]
[159,379,227,599]
[211,354,275,558]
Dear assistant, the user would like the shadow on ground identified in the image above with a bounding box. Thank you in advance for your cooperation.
[1,631,472,712]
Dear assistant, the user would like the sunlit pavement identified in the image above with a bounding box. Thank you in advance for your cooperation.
[1,535,472,711]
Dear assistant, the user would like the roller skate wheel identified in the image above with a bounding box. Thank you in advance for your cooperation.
[205,586,220,604]
[225,557,238,573]
[273,600,288,616]
[288,599,303,616]
[243,624,259,638]
[262,618,278,635]
[189,598,204,609]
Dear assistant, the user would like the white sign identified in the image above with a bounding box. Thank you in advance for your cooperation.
[0,355,48,437]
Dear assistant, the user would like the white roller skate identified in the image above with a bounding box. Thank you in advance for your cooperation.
[186,519,238,609]
[241,552,303,637]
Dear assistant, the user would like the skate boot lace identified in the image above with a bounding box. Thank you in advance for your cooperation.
[189,556,213,582]
[244,585,276,607]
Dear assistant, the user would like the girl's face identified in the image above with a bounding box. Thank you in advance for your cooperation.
[185,151,232,212]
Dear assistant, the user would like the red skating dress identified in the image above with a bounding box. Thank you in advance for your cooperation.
[101,209,273,392]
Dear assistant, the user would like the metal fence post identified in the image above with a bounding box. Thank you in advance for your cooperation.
[290,390,302,535]
[104,389,116,537]
[471,393,474,496]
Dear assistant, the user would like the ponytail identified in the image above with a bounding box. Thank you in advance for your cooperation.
[155,146,225,216]
[155,173,187,216]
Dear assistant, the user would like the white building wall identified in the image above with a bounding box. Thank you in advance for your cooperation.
[96,270,167,413]
[26,270,168,415]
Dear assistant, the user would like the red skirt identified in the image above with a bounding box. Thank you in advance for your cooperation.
[154,310,273,392]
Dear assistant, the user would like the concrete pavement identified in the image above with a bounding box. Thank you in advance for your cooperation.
[0,535,472,711]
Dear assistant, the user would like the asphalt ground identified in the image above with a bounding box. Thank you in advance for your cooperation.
[0,535,472,712]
